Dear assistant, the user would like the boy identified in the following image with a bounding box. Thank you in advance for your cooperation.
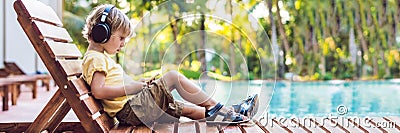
[81,4,257,126]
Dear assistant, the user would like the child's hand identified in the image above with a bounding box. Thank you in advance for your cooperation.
[143,73,160,89]
[139,78,150,82]
[146,73,160,84]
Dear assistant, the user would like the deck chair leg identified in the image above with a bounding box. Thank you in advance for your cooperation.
[11,84,18,105]
[26,89,71,132]
[2,86,9,111]
[44,79,50,91]
[44,98,71,132]
[32,81,37,99]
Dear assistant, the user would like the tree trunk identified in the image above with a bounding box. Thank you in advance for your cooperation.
[349,27,359,79]
[304,3,315,78]
[370,1,388,77]
[397,0,400,77]
[267,0,282,78]
[275,0,290,76]
[389,13,396,49]
[367,28,379,76]
[275,0,290,53]
[317,0,328,76]
[377,0,391,77]
[329,0,339,38]
[170,17,181,64]
[228,0,236,75]
[355,0,369,76]
[369,2,379,77]
[199,14,207,74]
[307,25,315,77]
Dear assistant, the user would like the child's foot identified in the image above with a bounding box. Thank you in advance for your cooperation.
[204,103,249,125]
[232,94,259,118]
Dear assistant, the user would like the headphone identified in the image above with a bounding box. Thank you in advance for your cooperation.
[91,5,115,43]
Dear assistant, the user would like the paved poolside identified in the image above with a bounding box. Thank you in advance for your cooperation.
[0,83,78,123]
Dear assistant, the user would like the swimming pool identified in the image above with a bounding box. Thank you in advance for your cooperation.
[171,79,400,117]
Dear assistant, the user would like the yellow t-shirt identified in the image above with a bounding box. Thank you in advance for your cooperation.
[82,50,133,117]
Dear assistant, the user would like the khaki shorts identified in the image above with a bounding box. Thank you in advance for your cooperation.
[115,78,183,126]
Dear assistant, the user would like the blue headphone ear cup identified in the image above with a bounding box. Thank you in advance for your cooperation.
[91,23,111,43]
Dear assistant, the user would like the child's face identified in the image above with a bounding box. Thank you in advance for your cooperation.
[103,30,127,55]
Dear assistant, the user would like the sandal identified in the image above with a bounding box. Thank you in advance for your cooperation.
[205,103,249,125]
[232,94,259,118]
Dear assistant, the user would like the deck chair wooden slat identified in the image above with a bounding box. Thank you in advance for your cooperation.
[152,122,175,133]
[196,122,219,132]
[15,0,63,26]
[81,96,102,115]
[221,125,242,132]
[33,21,73,42]
[58,60,83,76]
[47,41,82,58]
[3,62,25,75]
[177,122,195,133]
[109,126,134,133]
[133,126,152,133]
[69,78,90,95]
[241,124,266,133]
[95,113,117,131]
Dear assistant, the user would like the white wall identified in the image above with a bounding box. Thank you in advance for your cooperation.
[4,0,63,74]
[0,1,4,69]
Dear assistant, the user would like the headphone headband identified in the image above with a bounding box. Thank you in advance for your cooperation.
[100,5,115,23]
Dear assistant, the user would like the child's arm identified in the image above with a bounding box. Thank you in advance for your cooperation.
[90,71,146,99]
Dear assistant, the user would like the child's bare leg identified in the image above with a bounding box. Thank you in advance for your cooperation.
[161,71,248,121]
[161,70,217,109]
[181,104,206,120]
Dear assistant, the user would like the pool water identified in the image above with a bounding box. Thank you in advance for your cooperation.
[171,79,400,117]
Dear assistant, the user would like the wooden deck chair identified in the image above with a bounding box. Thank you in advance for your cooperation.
[10,0,400,132]
[4,61,52,91]
[13,0,128,132]
[0,68,36,102]
[0,64,38,100]
[0,78,15,111]
[12,0,273,132]
[0,66,40,111]
[0,67,43,111]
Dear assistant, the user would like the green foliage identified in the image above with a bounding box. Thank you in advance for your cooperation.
[179,68,201,79]
[322,72,333,80]
[63,11,87,52]
[63,0,400,81]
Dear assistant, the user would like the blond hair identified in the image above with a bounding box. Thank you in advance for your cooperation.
[82,4,134,40]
